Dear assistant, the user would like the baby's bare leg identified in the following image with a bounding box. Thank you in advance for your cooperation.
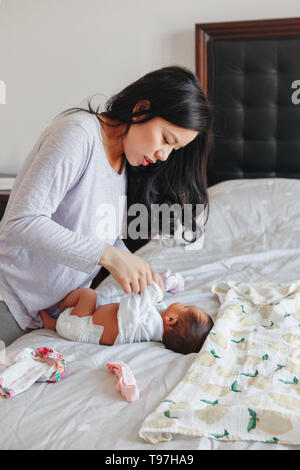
[59,288,81,311]
[39,310,57,331]
[70,288,97,317]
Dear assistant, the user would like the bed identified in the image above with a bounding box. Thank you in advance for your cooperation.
[1,17,300,450]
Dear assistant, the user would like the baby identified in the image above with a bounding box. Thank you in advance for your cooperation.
[39,282,213,355]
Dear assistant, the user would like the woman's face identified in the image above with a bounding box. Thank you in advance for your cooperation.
[122,102,199,166]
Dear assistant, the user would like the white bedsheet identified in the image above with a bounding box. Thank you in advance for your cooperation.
[1,177,300,450]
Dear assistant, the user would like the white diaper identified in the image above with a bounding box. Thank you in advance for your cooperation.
[56,307,104,345]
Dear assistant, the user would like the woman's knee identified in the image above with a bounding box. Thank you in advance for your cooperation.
[0,301,32,346]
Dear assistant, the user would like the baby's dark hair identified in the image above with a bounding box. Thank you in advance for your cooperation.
[163,311,213,354]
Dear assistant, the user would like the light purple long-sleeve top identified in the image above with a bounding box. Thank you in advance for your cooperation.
[0,111,129,329]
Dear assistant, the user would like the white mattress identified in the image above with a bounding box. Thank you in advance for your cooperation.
[1,177,300,450]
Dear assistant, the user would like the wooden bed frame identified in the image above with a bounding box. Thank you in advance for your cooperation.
[196,17,300,101]
[195,17,300,186]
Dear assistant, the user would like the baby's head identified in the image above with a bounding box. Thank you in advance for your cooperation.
[161,302,213,354]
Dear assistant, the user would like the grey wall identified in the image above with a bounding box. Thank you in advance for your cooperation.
[0,0,299,173]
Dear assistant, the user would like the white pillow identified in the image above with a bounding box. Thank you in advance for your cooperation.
[141,177,300,251]
[203,177,300,249]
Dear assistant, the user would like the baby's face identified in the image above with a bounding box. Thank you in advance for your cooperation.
[161,302,209,329]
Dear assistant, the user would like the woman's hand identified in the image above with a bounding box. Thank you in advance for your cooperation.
[149,265,165,295]
[99,244,164,295]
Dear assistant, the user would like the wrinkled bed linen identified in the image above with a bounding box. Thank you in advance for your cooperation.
[1,178,300,450]
[140,279,300,445]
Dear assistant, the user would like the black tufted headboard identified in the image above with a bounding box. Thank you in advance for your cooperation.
[196,18,300,187]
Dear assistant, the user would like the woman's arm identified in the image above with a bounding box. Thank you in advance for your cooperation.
[113,236,130,253]
[3,124,107,274]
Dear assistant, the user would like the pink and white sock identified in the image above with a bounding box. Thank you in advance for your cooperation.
[159,269,184,294]
[106,360,139,402]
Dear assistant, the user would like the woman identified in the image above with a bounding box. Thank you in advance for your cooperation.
[0,65,212,346]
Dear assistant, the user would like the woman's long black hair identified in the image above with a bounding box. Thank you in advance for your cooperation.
[55,65,213,243]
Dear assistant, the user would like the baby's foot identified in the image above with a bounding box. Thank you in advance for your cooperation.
[39,310,57,331]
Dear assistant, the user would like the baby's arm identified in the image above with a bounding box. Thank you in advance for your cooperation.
[59,287,97,317]
[134,282,164,315]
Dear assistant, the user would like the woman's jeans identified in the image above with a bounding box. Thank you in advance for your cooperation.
[0,300,32,346]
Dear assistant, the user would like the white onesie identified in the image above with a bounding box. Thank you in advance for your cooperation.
[114,281,164,344]
[55,282,165,345]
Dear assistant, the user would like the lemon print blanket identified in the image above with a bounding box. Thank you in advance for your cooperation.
[139,280,300,445]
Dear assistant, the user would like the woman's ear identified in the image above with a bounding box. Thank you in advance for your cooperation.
[132,100,151,122]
